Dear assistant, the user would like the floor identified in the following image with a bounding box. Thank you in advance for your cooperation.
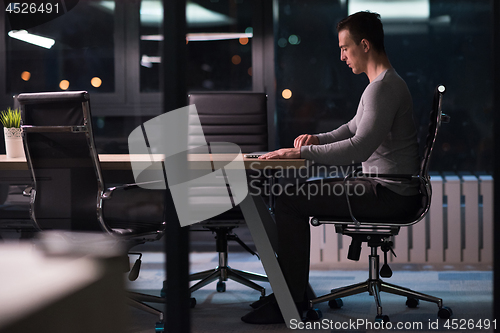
[127,250,493,333]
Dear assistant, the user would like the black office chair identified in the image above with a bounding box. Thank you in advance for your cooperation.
[17,91,166,328]
[187,92,269,299]
[307,85,452,322]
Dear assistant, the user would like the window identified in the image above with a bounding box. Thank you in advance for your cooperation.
[5,1,116,94]
[139,0,253,93]
[274,0,493,173]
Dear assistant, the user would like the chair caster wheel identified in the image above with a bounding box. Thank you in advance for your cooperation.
[155,321,164,332]
[216,281,226,292]
[375,315,390,323]
[306,308,322,321]
[438,306,453,319]
[328,298,343,309]
[190,297,196,308]
[406,297,419,308]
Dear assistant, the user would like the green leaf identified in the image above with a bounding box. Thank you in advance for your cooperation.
[0,107,21,128]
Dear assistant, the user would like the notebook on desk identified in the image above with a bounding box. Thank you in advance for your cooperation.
[243,152,268,158]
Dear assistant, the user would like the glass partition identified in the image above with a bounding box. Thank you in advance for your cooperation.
[274,0,493,173]
[139,0,253,92]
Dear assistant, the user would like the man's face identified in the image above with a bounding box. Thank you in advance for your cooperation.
[338,29,367,75]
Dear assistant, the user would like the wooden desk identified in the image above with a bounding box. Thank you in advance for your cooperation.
[0,154,305,170]
[0,154,155,171]
[0,153,307,328]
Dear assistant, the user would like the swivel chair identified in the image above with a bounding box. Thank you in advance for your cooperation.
[307,85,452,322]
[17,91,166,328]
[187,92,269,300]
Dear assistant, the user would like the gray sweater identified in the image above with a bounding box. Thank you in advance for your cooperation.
[300,68,420,196]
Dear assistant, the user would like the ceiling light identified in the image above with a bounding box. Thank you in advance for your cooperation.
[348,0,429,21]
[8,30,55,49]
[141,32,253,42]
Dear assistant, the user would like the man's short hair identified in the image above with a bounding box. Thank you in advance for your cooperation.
[337,11,385,54]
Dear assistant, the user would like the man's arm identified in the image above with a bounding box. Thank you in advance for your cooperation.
[260,118,356,160]
[294,134,319,148]
[315,122,355,144]
[294,120,355,148]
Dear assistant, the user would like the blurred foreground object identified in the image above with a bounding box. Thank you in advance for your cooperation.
[0,231,127,333]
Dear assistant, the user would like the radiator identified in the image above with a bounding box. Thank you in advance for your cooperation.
[310,175,494,265]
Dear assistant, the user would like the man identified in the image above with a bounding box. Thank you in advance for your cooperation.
[241,11,422,324]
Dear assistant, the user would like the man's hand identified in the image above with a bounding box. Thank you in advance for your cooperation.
[294,134,319,148]
[258,147,301,159]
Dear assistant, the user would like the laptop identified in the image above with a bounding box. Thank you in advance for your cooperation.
[243,151,268,158]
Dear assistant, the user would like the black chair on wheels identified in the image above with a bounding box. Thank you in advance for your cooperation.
[187,92,269,300]
[17,91,167,329]
[307,85,453,322]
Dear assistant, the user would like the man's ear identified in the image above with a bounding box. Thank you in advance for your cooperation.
[361,39,370,52]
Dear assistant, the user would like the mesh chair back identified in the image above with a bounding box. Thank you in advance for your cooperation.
[18,91,104,231]
[411,85,447,224]
[420,85,446,179]
[188,92,268,153]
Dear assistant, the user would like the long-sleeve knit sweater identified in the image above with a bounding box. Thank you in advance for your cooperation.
[300,68,421,196]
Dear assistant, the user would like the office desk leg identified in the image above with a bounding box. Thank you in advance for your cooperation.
[239,194,302,328]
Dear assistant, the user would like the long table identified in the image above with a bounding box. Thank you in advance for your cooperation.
[0,153,308,327]
[0,154,305,170]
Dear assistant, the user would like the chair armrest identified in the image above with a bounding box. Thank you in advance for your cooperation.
[102,180,164,199]
[23,186,32,197]
[344,166,416,181]
[342,167,421,226]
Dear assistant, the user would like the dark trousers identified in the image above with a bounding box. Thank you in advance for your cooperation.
[274,178,421,302]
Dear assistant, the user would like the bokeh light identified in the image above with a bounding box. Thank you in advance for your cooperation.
[288,34,300,45]
[282,89,292,99]
[91,77,102,88]
[232,55,242,65]
[59,80,70,90]
[21,71,31,81]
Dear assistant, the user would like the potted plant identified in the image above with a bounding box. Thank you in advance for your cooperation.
[1,107,24,158]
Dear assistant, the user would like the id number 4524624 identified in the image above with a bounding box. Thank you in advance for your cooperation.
[5,3,59,14]
[444,319,496,330]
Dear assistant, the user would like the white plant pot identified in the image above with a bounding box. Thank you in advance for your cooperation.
[4,127,24,158]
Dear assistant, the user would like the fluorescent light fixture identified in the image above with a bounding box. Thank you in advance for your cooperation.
[92,1,114,13]
[187,32,252,42]
[141,35,164,41]
[137,1,234,27]
[141,32,253,42]
[8,30,55,49]
[348,0,430,21]
[139,1,162,25]
[141,55,162,68]
[95,1,235,27]
[186,1,235,27]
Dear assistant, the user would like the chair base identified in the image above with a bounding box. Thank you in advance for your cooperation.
[309,249,450,320]
[128,292,164,326]
[310,278,443,317]
[189,265,268,296]
[189,226,268,296]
